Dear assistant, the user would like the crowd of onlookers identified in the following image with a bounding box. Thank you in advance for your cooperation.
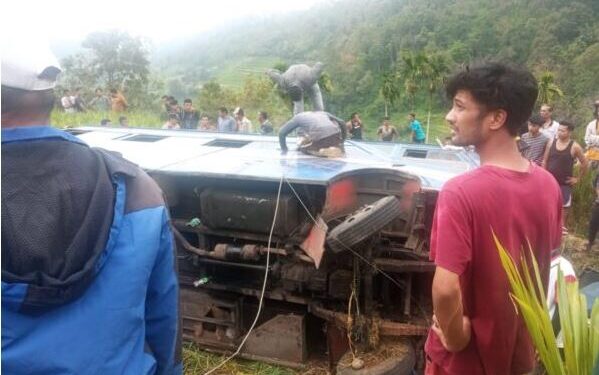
[518,100,599,250]
[60,87,128,113]
[157,95,276,135]
[58,88,434,143]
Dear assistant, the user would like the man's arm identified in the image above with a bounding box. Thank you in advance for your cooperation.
[569,143,589,185]
[278,117,299,152]
[542,139,552,168]
[146,209,182,375]
[428,189,473,353]
[267,69,284,87]
[431,267,471,352]
[120,94,128,109]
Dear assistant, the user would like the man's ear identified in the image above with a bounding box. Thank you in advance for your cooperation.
[488,109,508,131]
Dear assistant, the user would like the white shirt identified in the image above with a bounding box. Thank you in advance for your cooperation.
[540,120,559,139]
[584,119,599,148]
[238,117,253,133]
[61,96,72,108]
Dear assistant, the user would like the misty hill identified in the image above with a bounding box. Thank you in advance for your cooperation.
[158,0,599,122]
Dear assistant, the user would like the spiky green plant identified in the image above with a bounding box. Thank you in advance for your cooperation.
[494,233,599,375]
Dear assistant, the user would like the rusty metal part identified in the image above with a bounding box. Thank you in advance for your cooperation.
[172,226,209,257]
[294,252,314,264]
[213,243,227,259]
[179,274,312,305]
[173,218,289,244]
[192,258,268,271]
[241,244,259,261]
[173,226,287,261]
[373,259,435,273]
[310,305,428,336]
[243,314,307,365]
[180,288,241,348]
[300,216,327,268]
[181,288,308,369]
[326,322,350,372]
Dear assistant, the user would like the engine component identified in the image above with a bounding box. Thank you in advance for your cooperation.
[327,196,402,253]
[281,262,327,294]
[200,188,302,236]
[328,270,353,300]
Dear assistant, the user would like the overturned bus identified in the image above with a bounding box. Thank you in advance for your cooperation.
[72,127,478,374]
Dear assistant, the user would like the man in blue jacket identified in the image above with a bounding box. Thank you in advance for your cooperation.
[1,42,182,375]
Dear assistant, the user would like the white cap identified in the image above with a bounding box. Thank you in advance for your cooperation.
[1,39,61,91]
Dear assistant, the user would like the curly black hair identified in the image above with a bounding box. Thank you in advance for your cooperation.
[446,62,538,136]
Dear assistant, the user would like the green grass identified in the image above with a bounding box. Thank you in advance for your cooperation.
[215,57,284,89]
[361,111,449,143]
[183,344,297,375]
[51,110,162,129]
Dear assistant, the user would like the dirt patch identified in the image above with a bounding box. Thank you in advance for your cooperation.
[562,234,599,272]
[336,337,412,371]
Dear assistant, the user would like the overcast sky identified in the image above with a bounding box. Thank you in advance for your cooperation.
[1,0,325,44]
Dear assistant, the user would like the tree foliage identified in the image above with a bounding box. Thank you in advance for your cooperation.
[59,30,156,110]
[379,72,399,117]
[537,71,565,106]
[81,30,150,88]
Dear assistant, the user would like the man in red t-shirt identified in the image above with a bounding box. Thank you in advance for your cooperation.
[425,62,562,375]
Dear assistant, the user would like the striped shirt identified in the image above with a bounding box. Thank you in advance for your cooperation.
[521,132,549,165]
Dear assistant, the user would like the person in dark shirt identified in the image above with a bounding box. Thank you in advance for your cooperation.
[542,120,588,234]
[258,111,274,135]
[279,111,346,157]
[180,98,199,129]
[89,88,111,112]
[72,87,87,113]
[346,112,363,140]
[520,114,548,165]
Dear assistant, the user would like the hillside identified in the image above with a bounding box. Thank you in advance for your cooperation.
[155,0,599,130]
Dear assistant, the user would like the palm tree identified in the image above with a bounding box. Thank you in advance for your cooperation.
[537,71,564,106]
[380,72,400,117]
[422,53,449,143]
[398,51,427,112]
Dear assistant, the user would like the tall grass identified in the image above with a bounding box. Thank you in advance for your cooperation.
[51,110,162,129]
[569,165,597,237]
[494,233,599,375]
[183,343,295,375]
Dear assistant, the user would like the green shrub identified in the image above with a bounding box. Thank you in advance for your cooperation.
[495,233,599,374]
